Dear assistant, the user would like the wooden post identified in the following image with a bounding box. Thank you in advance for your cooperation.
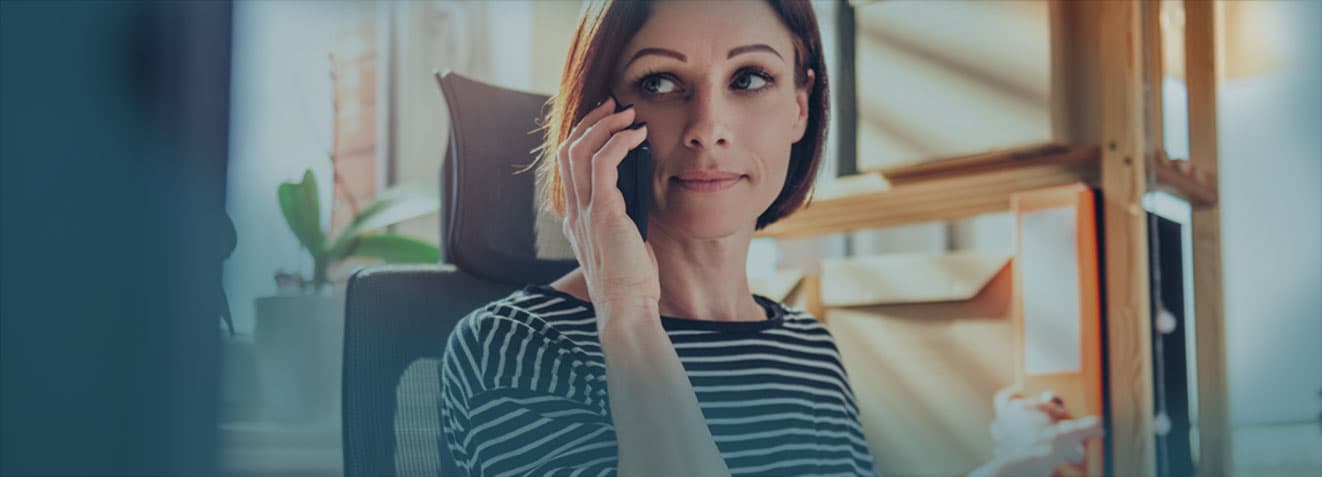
[1182,1,1233,474]
[1101,1,1158,474]
[1052,0,1158,474]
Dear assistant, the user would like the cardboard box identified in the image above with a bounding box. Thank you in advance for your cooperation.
[822,252,1015,476]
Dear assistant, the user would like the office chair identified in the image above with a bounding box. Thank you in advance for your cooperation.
[341,71,577,477]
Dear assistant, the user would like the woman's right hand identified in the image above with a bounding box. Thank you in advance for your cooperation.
[558,96,659,318]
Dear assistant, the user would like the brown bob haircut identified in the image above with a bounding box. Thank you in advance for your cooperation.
[525,0,829,231]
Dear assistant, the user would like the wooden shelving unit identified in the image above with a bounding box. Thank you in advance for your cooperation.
[760,2,1231,476]
[755,145,1100,239]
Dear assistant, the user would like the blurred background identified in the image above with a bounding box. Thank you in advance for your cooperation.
[3,1,1318,476]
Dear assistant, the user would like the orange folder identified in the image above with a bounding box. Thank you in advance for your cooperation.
[1010,183,1105,476]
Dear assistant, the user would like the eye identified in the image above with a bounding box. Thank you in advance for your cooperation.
[631,67,775,98]
[732,69,773,91]
[638,74,679,95]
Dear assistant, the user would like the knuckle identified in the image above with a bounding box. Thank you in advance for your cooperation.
[592,139,619,162]
[586,202,614,223]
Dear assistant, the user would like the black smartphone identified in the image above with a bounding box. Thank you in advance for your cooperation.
[616,139,651,241]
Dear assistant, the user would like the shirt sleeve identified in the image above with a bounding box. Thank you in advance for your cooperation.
[441,305,619,477]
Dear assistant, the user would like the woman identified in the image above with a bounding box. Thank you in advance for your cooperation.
[441,1,1102,475]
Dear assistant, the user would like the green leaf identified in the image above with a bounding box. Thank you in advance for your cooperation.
[351,184,440,232]
[298,170,324,255]
[277,174,324,257]
[276,183,311,255]
[348,234,439,264]
[323,183,440,261]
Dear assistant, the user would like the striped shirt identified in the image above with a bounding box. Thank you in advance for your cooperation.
[440,283,881,476]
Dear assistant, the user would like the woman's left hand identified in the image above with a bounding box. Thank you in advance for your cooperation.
[972,384,1105,477]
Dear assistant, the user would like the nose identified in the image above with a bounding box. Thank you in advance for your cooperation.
[681,83,731,151]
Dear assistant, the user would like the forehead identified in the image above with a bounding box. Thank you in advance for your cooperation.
[618,0,794,68]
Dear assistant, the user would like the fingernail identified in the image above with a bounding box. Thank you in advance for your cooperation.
[625,121,647,130]
[595,97,608,109]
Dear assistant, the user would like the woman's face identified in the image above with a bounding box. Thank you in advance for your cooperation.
[611,0,814,241]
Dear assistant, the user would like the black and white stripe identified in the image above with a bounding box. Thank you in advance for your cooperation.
[440,284,881,476]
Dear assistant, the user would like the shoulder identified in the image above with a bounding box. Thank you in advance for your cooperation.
[772,302,839,341]
[448,287,592,353]
[441,287,609,412]
[442,286,600,387]
[765,303,853,371]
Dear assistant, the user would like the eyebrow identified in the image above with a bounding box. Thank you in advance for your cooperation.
[622,44,784,70]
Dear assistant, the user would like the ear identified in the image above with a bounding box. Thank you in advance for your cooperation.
[791,68,815,144]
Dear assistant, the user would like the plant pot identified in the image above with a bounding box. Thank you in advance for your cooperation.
[253,292,345,425]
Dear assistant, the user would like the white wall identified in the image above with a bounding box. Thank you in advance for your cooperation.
[1218,0,1321,430]
[1215,0,1322,472]
[223,1,341,333]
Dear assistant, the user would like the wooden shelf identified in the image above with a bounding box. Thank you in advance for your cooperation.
[876,143,1079,186]
[755,145,1100,239]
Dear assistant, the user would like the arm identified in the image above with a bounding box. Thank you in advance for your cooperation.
[598,301,731,477]
[441,311,620,476]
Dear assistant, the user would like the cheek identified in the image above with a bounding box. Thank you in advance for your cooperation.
[741,129,794,204]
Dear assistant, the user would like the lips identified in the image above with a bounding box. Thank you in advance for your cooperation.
[674,171,742,181]
[671,174,743,192]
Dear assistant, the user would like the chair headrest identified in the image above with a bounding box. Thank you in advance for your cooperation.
[435,71,577,286]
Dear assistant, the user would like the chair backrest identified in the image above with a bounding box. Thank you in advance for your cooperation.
[342,71,577,476]
[436,71,577,286]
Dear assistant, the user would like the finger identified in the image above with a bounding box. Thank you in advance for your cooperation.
[590,124,647,209]
[568,96,617,146]
[557,141,578,222]
[569,107,637,208]
[562,97,617,213]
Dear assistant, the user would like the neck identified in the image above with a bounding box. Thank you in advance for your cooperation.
[648,224,764,322]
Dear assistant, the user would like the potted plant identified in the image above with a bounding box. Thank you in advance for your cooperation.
[255,169,440,425]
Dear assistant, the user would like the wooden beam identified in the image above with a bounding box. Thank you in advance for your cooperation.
[1095,1,1158,475]
[1183,1,1233,474]
[756,147,1099,239]
[1049,0,1102,147]
[876,142,1071,185]
[1152,154,1219,206]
